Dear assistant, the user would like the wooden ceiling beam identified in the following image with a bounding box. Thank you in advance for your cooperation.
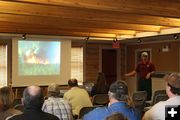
[0,26,116,38]
[0,21,136,35]
[10,0,180,18]
[0,13,161,32]
[0,1,180,27]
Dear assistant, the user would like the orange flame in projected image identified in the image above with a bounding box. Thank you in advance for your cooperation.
[24,52,49,65]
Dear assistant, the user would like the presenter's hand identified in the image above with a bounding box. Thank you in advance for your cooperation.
[124,74,129,77]
[146,73,151,79]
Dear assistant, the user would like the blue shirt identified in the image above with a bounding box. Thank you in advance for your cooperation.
[83,102,140,120]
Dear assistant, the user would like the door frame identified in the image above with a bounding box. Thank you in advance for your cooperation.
[99,45,121,80]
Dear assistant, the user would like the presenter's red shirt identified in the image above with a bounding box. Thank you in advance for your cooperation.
[135,61,155,79]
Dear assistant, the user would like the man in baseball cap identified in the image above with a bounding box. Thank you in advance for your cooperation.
[141,52,148,57]
[125,51,155,100]
[83,80,140,120]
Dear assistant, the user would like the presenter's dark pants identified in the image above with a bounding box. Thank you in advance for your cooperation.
[138,78,152,100]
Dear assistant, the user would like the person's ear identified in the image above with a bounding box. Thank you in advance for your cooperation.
[166,85,172,97]
[21,98,24,105]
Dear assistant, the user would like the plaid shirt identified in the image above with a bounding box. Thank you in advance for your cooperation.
[42,97,73,120]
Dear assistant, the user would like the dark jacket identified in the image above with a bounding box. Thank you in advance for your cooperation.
[8,108,59,120]
[0,108,22,120]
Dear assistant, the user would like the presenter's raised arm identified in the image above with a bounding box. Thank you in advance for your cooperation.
[125,70,136,77]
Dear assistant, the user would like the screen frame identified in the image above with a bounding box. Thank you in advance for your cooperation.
[12,37,71,87]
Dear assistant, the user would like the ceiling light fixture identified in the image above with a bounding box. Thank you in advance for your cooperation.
[137,38,142,43]
[112,37,120,48]
[173,34,179,40]
[22,33,27,40]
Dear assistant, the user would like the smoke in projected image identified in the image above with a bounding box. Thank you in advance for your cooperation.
[18,41,61,75]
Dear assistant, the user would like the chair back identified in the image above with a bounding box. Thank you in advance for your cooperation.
[79,106,96,119]
[132,91,147,112]
[152,90,166,105]
[92,94,109,105]
[154,94,169,104]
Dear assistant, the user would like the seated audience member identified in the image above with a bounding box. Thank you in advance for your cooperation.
[91,72,109,96]
[83,80,140,120]
[63,79,92,117]
[106,112,128,120]
[42,83,73,120]
[0,87,22,120]
[143,72,180,120]
[8,85,59,120]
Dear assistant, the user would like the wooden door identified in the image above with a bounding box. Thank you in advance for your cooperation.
[102,49,117,87]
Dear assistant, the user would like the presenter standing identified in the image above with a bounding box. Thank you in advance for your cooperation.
[125,52,155,100]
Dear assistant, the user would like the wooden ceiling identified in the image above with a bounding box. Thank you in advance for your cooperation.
[0,0,180,39]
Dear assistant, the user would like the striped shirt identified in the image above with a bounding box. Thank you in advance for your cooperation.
[42,97,73,120]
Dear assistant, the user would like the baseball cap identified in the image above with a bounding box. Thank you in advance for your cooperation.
[141,52,148,57]
[109,80,128,99]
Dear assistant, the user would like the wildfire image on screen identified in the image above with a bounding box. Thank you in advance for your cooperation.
[18,41,61,75]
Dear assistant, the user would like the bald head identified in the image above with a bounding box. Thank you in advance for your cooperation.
[22,85,44,109]
[27,86,41,96]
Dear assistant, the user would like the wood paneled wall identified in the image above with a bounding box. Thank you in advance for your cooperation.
[85,44,100,82]
[120,44,126,80]
[72,42,100,82]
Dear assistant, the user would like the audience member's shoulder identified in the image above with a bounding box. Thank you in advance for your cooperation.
[47,113,59,120]
[5,108,22,116]
[92,106,108,113]
[7,114,24,120]
[87,106,108,115]
[63,90,70,97]
[83,106,109,120]
[13,109,22,115]
[144,101,165,119]
[44,112,59,120]
[80,87,88,91]
[145,101,164,116]
[152,101,166,108]
[61,98,70,104]
[8,112,59,120]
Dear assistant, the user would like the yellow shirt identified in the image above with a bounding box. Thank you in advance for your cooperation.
[63,87,92,115]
